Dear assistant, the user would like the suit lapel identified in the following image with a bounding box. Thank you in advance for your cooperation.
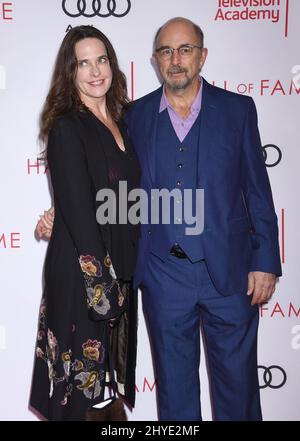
[197,79,218,188]
[143,88,162,185]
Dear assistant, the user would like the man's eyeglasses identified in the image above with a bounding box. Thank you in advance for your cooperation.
[155,44,203,60]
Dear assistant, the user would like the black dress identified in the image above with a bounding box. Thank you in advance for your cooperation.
[30,110,140,421]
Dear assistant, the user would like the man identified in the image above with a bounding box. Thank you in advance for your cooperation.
[37,17,281,421]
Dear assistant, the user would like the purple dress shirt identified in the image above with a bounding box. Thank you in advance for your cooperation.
[159,77,203,142]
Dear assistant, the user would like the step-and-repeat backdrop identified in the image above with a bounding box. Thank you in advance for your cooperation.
[0,0,299,421]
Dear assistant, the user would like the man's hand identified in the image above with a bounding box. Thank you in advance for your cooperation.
[36,207,55,239]
[247,271,276,305]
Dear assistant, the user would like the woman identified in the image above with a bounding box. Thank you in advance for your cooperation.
[30,25,140,421]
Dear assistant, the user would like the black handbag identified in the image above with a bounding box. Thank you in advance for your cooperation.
[85,321,128,421]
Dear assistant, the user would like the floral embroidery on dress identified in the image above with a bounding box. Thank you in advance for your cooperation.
[74,370,103,399]
[82,339,104,362]
[104,254,117,279]
[79,255,102,277]
[35,300,105,405]
[104,255,112,268]
[79,254,126,318]
[86,285,111,315]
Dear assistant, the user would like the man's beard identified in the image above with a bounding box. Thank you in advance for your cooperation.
[164,66,191,91]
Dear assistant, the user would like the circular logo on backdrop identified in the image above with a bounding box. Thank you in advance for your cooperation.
[262,144,282,167]
[62,0,131,18]
[258,365,287,389]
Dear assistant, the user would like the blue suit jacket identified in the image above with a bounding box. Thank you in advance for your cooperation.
[126,78,282,294]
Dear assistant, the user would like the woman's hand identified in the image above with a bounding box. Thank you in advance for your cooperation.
[36,207,55,239]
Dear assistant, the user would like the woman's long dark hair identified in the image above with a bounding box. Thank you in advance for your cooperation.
[40,25,130,143]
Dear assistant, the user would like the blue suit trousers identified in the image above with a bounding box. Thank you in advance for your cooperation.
[142,253,262,421]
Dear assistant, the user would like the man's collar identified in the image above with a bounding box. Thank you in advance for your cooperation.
[159,76,203,114]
